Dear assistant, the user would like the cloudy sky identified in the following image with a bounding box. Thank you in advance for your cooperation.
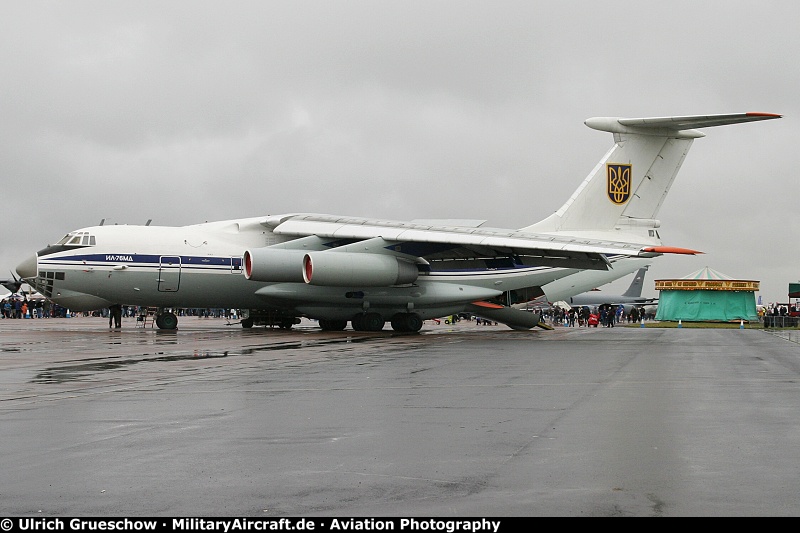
[1,1,797,303]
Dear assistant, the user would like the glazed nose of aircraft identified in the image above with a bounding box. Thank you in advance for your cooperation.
[16,255,38,279]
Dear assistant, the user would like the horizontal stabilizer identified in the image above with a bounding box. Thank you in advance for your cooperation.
[617,112,782,129]
[586,112,782,136]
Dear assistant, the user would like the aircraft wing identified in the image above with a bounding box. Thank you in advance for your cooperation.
[265,214,663,271]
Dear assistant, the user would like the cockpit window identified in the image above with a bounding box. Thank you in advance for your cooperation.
[57,231,96,246]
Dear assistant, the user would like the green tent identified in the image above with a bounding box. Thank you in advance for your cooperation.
[655,267,758,322]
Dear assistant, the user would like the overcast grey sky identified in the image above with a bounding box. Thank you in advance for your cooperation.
[1,1,797,303]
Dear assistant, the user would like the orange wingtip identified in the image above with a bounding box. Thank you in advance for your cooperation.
[642,246,703,255]
[471,300,505,309]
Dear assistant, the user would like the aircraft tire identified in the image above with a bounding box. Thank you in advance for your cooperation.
[362,312,384,331]
[319,319,347,331]
[390,314,407,332]
[156,312,178,330]
[391,312,422,332]
[241,318,254,328]
[404,313,423,332]
[351,314,364,331]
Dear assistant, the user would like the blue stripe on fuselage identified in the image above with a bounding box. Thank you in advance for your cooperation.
[38,253,242,268]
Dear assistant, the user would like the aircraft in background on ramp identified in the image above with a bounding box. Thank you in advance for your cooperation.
[564,265,657,312]
[515,260,656,312]
[14,112,780,331]
[516,257,652,309]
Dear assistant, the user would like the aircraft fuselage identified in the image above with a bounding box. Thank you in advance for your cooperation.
[19,217,571,329]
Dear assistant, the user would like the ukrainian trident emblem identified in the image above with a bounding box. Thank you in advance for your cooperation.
[606,163,631,205]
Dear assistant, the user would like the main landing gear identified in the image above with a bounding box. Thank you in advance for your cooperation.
[155,311,178,330]
[345,312,423,332]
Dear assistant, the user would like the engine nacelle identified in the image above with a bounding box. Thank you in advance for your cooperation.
[303,252,419,286]
[243,248,307,282]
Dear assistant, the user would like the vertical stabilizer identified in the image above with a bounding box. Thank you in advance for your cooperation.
[621,266,649,298]
[520,112,781,241]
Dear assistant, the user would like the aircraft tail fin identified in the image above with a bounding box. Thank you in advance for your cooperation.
[621,266,649,298]
[520,112,781,242]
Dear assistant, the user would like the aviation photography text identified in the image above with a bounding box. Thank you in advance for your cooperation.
[4,518,504,533]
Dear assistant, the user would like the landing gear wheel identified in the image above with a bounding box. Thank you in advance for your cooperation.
[155,312,178,330]
[403,313,423,332]
[329,319,347,331]
[241,318,254,329]
[391,315,406,332]
[362,312,384,331]
[391,312,423,332]
[352,313,384,332]
[319,319,347,331]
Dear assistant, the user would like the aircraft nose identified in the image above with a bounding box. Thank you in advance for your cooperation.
[16,255,38,279]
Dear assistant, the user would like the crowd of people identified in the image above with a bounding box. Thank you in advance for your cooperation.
[540,304,656,328]
[760,303,800,328]
[760,303,799,317]
[1,296,65,319]
[0,296,240,323]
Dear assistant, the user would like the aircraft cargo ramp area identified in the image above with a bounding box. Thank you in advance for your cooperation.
[1,316,799,516]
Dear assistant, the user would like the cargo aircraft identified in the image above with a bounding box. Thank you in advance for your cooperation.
[516,258,653,311]
[13,112,780,331]
[562,264,657,313]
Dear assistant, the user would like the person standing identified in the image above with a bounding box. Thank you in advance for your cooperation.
[109,304,123,328]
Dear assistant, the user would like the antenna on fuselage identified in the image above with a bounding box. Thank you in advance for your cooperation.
[99,219,105,226]
[145,219,152,226]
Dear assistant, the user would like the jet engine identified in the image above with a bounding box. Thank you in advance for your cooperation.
[243,248,307,282]
[303,252,419,287]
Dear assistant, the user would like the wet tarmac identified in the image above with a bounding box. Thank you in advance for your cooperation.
[1,316,799,516]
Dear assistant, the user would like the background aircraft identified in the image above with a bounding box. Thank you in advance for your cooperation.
[517,257,653,310]
[14,112,780,331]
[564,265,657,312]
